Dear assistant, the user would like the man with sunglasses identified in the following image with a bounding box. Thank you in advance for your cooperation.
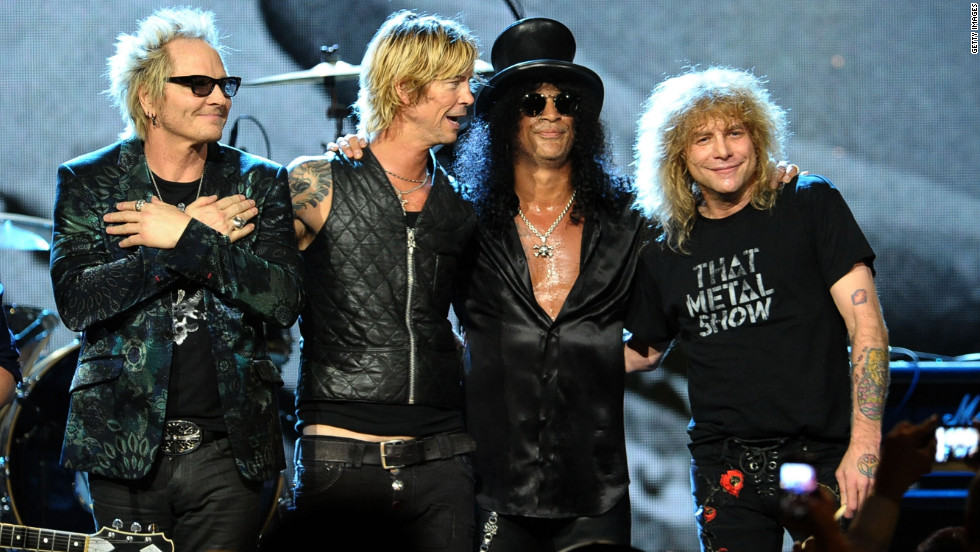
[50,7,303,551]
[448,18,645,550]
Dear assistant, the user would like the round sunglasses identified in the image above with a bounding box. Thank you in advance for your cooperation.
[519,92,579,117]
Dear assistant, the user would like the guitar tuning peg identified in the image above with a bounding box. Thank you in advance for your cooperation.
[112,519,123,530]
[130,522,142,533]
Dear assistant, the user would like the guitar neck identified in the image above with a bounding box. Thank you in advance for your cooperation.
[0,523,89,551]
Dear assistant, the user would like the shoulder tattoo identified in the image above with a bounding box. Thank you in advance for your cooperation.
[290,159,332,212]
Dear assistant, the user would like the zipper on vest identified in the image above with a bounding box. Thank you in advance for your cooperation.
[405,226,418,403]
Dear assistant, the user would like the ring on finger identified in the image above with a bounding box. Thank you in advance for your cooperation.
[135,199,145,212]
[232,215,246,230]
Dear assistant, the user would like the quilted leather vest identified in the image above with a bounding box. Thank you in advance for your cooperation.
[297,149,475,409]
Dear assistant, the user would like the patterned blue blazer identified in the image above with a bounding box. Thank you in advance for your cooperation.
[50,138,304,481]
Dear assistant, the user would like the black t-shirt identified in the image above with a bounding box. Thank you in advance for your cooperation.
[626,175,875,445]
[151,173,223,430]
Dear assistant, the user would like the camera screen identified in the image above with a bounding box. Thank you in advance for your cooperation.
[935,426,979,463]
[779,462,818,494]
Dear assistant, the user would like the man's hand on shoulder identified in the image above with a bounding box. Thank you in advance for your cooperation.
[771,160,805,189]
[325,134,367,160]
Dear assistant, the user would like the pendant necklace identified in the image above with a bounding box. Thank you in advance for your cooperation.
[518,191,576,258]
[147,165,204,212]
[385,167,430,208]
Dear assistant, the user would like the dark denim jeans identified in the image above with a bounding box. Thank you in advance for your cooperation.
[689,437,845,552]
[264,435,475,552]
[87,437,263,552]
[474,494,631,552]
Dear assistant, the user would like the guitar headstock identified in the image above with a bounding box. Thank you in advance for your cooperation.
[88,527,174,552]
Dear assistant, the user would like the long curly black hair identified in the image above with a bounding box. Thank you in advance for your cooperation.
[454,79,633,236]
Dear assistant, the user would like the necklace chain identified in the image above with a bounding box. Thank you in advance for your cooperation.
[147,165,204,212]
[517,191,576,258]
[385,168,429,184]
[384,167,430,209]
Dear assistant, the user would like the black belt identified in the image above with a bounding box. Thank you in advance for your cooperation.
[297,432,476,469]
[161,419,227,456]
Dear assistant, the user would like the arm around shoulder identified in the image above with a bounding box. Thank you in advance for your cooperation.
[624,338,669,373]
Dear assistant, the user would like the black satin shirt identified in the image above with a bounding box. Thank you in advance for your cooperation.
[458,200,646,517]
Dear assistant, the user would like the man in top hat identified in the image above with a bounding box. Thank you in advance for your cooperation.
[451,18,645,550]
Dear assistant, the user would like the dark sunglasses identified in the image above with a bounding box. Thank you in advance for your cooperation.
[519,92,578,117]
[167,75,242,98]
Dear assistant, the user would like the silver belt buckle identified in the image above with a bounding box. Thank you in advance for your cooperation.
[161,419,203,456]
[380,439,406,469]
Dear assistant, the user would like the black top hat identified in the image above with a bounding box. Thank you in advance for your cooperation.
[474,17,604,116]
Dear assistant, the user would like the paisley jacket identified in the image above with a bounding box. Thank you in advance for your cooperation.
[50,138,303,482]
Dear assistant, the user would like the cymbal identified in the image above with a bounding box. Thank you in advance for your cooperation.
[243,59,495,87]
[243,60,361,86]
[0,213,52,251]
[474,59,494,75]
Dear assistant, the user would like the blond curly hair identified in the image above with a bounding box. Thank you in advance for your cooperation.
[634,67,788,253]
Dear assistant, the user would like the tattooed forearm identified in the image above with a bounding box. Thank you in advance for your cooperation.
[856,346,889,420]
[289,159,332,211]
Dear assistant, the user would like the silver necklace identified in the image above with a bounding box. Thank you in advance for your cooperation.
[147,166,204,212]
[385,168,430,208]
[384,168,429,184]
[517,191,576,258]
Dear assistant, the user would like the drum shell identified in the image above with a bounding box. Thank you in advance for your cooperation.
[0,340,92,532]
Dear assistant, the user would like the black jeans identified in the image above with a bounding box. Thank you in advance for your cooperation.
[87,437,264,552]
[268,434,475,552]
[475,494,632,552]
[689,437,845,552]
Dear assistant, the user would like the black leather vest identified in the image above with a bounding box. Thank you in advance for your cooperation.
[297,148,475,409]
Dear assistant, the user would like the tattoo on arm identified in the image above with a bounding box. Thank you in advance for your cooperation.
[289,159,332,212]
[851,289,868,305]
[857,453,879,477]
[856,346,889,420]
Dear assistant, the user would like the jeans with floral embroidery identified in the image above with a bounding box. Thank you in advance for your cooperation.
[689,437,845,552]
